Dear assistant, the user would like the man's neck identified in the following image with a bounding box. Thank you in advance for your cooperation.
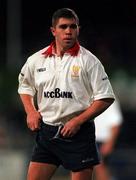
[54,43,69,57]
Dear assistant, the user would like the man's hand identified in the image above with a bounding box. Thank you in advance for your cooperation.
[27,110,41,131]
[61,117,81,137]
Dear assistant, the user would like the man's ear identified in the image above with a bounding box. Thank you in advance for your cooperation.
[50,27,55,36]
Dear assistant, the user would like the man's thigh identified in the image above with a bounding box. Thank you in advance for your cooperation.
[71,167,94,180]
[27,162,58,180]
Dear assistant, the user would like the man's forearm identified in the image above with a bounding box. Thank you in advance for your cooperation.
[76,98,114,125]
[20,94,37,114]
[110,125,121,146]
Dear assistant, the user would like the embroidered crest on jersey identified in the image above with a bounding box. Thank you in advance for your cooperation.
[71,65,80,77]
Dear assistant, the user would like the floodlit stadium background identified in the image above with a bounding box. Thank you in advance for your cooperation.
[0,0,136,179]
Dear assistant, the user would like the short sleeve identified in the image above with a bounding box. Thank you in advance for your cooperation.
[18,61,36,96]
[88,61,115,100]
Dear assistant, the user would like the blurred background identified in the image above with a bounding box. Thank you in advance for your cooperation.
[0,0,136,179]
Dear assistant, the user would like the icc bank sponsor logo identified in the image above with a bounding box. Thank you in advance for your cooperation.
[71,65,80,77]
[44,88,73,98]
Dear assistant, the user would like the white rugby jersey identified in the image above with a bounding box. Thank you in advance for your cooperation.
[18,42,115,125]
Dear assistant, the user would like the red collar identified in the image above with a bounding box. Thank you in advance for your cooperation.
[42,41,80,57]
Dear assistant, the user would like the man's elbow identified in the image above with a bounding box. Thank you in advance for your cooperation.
[103,98,115,108]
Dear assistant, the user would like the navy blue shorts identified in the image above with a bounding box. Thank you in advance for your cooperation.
[31,121,100,172]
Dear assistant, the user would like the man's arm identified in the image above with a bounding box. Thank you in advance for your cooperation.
[100,125,121,156]
[61,98,114,137]
[20,94,41,131]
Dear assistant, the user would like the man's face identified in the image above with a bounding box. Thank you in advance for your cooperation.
[51,18,79,50]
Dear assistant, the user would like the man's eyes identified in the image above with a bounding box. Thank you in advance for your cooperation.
[58,24,78,29]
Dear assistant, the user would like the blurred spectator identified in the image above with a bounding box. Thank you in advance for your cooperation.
[94,98,123,180]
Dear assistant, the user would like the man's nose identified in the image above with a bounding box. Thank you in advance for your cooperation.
[65,27,72,33]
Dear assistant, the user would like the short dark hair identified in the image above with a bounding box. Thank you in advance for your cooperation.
[52,8,79,27]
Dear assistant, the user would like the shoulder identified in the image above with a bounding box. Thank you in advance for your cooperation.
[27,46,48,63]
[24,46,49,70]
[79,46,102,67]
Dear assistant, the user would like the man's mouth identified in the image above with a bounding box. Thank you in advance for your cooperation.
[63,38,73,43]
